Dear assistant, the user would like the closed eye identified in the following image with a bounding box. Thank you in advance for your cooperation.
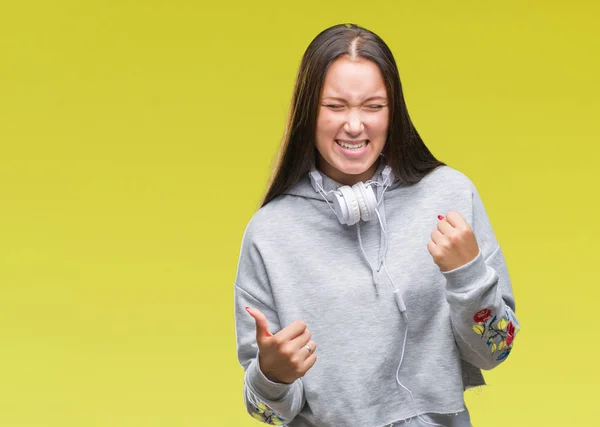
[322,103,387,111]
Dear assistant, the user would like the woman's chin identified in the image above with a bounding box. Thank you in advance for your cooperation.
[327,160,379,183]
[335,158,378,176]
[316,152,380,183]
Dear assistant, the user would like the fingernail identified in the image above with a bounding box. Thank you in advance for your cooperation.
[245,306,251,314]
[438,215,444,220]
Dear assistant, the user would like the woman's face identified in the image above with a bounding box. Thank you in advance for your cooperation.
[315,56,389,185]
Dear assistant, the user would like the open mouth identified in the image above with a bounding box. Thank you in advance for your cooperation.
[335,140,369,150]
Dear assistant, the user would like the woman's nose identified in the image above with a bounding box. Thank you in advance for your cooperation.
[344,109,364,135]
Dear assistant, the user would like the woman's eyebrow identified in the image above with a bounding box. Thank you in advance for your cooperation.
[321,96,388,102]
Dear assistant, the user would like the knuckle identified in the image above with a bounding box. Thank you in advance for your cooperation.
[293,320,307,330]
[281,346,294,358]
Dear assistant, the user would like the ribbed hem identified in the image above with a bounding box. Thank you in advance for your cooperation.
[245,356,294,401]
[441,251,494,293]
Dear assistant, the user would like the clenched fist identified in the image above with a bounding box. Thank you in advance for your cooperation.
[427,211,480,272]
[245,307,317,384]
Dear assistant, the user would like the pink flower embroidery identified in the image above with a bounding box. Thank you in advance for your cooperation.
[473,308,492,323]
[506,321,515,346]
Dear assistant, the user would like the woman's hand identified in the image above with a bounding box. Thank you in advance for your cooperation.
[427,211,480,272]
[245,307,317,384]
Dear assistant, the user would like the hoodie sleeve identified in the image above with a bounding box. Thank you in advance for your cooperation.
[441,182,520,370]
[233,221,306,424]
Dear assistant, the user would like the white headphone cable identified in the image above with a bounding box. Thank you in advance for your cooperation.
[313,170,443,426]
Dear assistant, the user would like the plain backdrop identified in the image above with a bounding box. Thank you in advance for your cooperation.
[0,1,598,426]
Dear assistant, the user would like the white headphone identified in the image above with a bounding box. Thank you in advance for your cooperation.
[308,166,393,226]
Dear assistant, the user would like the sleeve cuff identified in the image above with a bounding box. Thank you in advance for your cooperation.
[441,250,496,293]
[245,355,294,401]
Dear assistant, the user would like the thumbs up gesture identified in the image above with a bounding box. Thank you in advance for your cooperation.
[245,307,317,384]
[427,212,480,272]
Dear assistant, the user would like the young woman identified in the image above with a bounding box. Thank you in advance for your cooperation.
[233,23,519,427]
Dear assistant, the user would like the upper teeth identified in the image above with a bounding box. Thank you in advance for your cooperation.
[337,140,367,149]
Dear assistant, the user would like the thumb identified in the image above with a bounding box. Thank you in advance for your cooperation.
[245,307,273,341]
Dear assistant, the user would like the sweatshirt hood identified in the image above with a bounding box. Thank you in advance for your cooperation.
[282,160,401,201]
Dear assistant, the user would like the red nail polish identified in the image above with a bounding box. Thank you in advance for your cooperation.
[245,306,251,314]
[438,215,444,220]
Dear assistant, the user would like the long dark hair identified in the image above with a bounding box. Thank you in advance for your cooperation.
[262,23,444,207]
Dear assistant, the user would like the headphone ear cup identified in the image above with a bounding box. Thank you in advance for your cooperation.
[352,182,370,221]
[352,182,378,222]
[363,184,378,219]
[332,191,349,225]
[338,185,360,225]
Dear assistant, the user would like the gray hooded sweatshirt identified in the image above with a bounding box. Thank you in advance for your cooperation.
[233,164,519,427]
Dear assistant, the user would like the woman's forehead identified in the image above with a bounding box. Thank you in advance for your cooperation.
[322,57,387,100]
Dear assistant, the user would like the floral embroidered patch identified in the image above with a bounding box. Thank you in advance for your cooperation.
[251,402,286,425]
[472,308,519,361]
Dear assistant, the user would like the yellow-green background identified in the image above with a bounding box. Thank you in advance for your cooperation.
[1,1,598,426]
